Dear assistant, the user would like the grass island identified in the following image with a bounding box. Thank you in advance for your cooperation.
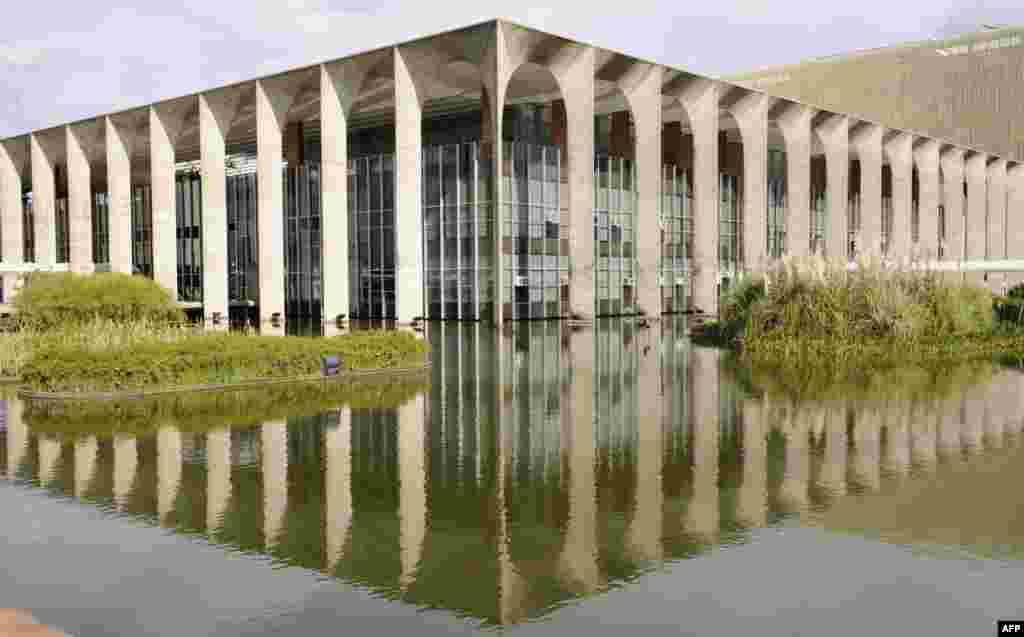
[0,272,429,395]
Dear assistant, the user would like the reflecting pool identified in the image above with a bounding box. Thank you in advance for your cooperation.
[2,318,1023,636]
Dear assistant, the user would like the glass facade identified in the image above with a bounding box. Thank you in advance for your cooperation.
[226,172,258,304]
[848,192,861,258]
[423,142,494,321]
[811,177,827,256]
[881,195,893,255]
[594,156,637,316]
[501,141,566,321]
[349,154,396,319]
[660,165,693,313]
[175,172,202,303]
[284,163,322,318]
[23,194,34,263]
[938,204,946,259]
[767,149,786,258]
[719,173,741,294]
[132,185,153,277]
[92,192,110,265]
[55,197,69,264]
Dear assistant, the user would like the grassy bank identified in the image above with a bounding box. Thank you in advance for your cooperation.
[9,321,428,393]
[702,254,1024,371]
[1,272,429,393]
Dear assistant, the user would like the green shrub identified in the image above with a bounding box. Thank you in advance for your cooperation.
[13,272,183,330]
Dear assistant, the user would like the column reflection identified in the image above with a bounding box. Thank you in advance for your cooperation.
[157,425,182,524]
[687,346,719,541]
[627,331,664,562]
[398,393,426,590]
[324,407,352,572]
[261,421,287,551]
[5,396,26,481]
[112,434,137,512]
[206,427,231,537]
[73,435,97,498]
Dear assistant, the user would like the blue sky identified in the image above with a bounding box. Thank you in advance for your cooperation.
[1,0,1022,138]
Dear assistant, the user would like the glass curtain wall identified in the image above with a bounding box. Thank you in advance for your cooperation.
[55,197,70,264]
[767,149,787,258]
[284,162,322,319]
[349,154,396,319]
[594,156,637,316]
[881,195,893,256]
[91,192,109,265]
[131,185,153,278]
[911,168,920,247]
[423,142,493,321]
[23,194,34,263]
[660,165,693,313]
[848,193,861,258]
[501,141,566,321]
[719,174,741,294]
[175,172,202,303]
[226,172,258,305]
[938,205,946,259]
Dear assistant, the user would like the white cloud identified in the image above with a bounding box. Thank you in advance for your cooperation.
[0,44,44,67]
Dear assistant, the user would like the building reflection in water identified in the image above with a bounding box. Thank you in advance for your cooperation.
[2,318,1024,627]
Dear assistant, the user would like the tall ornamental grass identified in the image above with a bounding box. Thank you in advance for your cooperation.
[727,253,995,349]
[13,272,183,329]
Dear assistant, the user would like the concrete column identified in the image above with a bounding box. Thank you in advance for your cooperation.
[156,426,181,525]
[1008,164,1024,286]
[940,148,965,263]
[777,104,813,257]
[914,140,941,260]
[262,421,287,550]
[729,93,771,272]
[851,123,882,256]
[561,329,599,590]
[4,397,25,481]
[557,47,596,320]
[30,131,59,266]
[737,398,767,528]
[965,152,988,285]
[324,407,352,571]
[112,435,137,512]
[73,436,97,498]
[680,82,720,313]
[627,341,663,561]
[105,116,135,274]
[987,159,1007,292]
[199,90,242,327]
[398,392,426,589]
[688,346,719,540]
[394,47,425,325]
[1,139,26,298]
[65,124,95,272]
[206,428,231,537]
[321,59,372,325]
[150,102,191,298]
[884,132,913,260]
[256,79,299,331]
[621,65,662,318]
[816,115,849,261]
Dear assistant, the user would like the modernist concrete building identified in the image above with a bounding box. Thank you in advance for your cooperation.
[2,19,1023,328]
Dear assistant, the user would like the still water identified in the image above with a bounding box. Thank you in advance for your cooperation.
[2,318,1023,636]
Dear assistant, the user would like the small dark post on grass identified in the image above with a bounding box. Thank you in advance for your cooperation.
[321,354,342,377]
